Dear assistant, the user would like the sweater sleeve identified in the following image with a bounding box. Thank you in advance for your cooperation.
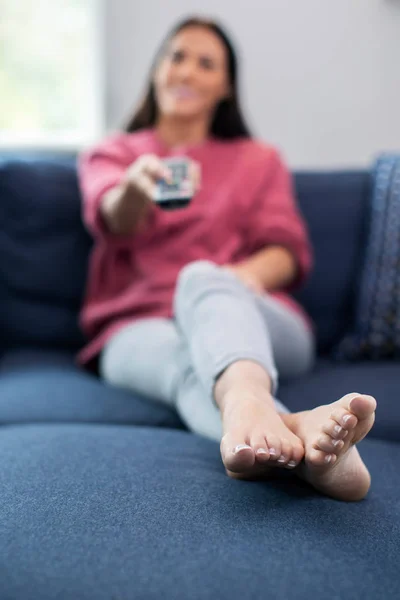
[245,148,313,289]
[78,134,134,239]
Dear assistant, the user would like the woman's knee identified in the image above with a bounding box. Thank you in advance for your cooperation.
[174,260,244,314]
[174,260,219,311]
[176,260,218,290]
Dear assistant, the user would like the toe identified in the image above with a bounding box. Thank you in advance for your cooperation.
[265,434,281,462]
[330,406,358,431]
[221,435,255,473]
[314,433,344,454]
[289,442,305,468]
[277,438,291,466]
[251,434,270,463]
[323,421,349,440]
[334,393,376,423]
[348,394,377,420]
[307,447,338,468]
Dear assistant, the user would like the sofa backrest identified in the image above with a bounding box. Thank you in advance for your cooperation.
[0,156,91,352]
[0,156,370,355]
[293,170,371,352]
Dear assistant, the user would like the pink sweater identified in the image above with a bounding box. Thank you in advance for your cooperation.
[77,128,313,365]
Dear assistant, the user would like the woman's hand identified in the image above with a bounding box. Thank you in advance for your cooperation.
[101,153,170,235]
[120,154,172,230]
[124,154,201,202]
[225,247,297,294]
[101,154,200,235]
[124,153,172,203]
[224,264,265,294]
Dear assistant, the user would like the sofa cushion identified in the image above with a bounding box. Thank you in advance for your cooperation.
[0,424,399,600]
[279,358,400,442]
[0,349,182,429]
[0,157,91,351]
[293,171,370,352]
[334,154,400,360]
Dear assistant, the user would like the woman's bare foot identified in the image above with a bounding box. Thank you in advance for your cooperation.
[215,361,304,477]
[283,393,376,501]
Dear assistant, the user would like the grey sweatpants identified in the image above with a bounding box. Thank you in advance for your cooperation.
[100,261,315,442]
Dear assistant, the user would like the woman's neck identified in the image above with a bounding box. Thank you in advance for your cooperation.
[155,116,210,149]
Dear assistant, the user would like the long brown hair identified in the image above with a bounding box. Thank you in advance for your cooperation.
[125,17,251,139]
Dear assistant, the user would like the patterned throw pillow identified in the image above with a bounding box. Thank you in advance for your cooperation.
[334,154,400,360]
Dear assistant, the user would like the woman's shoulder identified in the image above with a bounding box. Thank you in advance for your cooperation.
[81,128,156,160]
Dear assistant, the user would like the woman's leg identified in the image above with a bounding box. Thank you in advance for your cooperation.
[100,319,181,408]
[173,261,309,473]
[174,260,377,500]
[100,318,223,441]
[254,292,315,381]
[101,316,288,442]
[174,262,314,399]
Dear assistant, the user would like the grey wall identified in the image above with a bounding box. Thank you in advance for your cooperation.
[104,0,400,168]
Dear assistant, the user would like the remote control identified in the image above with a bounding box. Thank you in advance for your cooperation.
[154,157,194,210]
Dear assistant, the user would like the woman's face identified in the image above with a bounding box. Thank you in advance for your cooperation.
[154,26,230,122]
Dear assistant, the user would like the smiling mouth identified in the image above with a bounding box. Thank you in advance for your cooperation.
[170,87,200,100]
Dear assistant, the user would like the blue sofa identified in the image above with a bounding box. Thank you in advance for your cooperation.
[0,155,399,600]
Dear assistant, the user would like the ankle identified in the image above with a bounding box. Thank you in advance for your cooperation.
[214,360,272,411]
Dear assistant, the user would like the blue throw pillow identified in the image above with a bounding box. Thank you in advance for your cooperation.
[0,157,92,351]
[334,154,400,360]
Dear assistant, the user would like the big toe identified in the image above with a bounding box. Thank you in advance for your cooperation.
[221,435,255,473]
[331,393,376,446]
[347,394,377,420]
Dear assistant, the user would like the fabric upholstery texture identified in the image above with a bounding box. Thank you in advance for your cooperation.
[0,425,399,600]
[0,158,91,350]
[293,171,370,352]
[0,350,182,429]
[335,154,400,359]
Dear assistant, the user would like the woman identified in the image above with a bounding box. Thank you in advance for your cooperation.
[78,16,376,501]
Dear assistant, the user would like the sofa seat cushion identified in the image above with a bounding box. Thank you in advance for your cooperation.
[279,358,400,442]
[0,349,182,429]
[0,424,399,600]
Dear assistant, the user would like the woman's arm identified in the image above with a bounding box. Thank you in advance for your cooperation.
[100,180,148,236]
[79,136,135,238]
[228,245,297,292]
[79,137,171,238]
[230,147,312,293]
